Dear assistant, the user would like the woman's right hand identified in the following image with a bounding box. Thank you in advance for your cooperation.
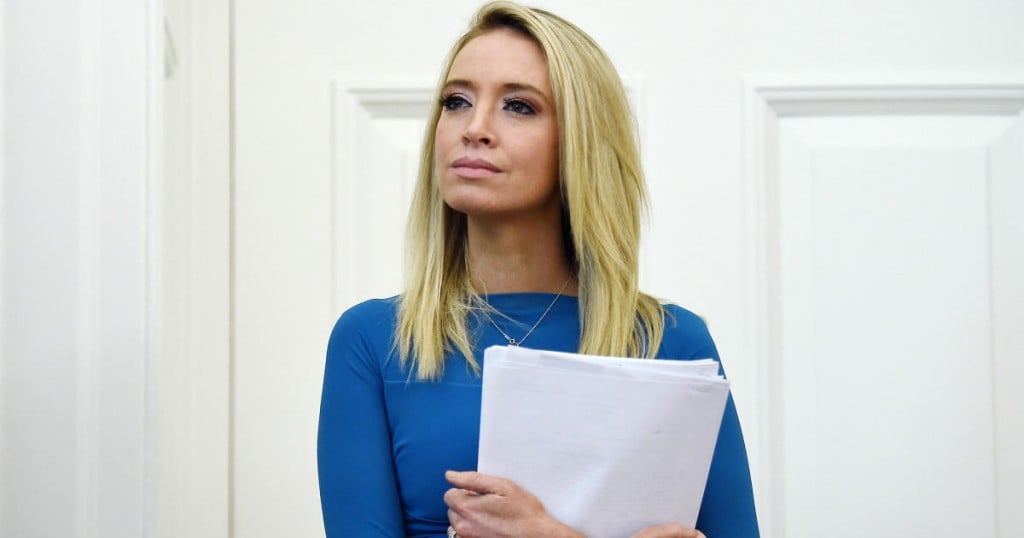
[630,523,706,538]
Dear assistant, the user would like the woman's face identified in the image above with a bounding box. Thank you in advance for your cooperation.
[434,29,560,220]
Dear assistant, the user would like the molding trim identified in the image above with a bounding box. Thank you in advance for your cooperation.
[2,0,156,534]
[0,0,5,527]
[330,77,434,313]
[745,73,1024,116]
[147,0,231,536]
[76,3,102,535]
[741,75,1024,538]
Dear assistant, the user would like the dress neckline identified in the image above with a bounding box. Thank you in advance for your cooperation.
[479,292,578,315]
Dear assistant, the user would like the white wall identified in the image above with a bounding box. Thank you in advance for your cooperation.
[1,0,158,535]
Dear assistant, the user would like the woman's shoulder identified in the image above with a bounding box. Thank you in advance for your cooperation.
[324,296,402,376]
[329,295,400,346]
[661,302,708,332]
[657,302,720,361]
[335,295,400,325]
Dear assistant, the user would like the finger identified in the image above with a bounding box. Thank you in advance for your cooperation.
[448,508,473,538]
[445,470,512,495]
[443,487,477,510]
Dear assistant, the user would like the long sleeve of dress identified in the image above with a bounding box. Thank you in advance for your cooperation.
[665,305,760,537]
[317,305,404,537]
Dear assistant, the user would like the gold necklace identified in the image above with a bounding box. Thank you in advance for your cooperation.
[485,277,572,346]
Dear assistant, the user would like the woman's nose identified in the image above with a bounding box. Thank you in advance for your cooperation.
[462,108,495,147]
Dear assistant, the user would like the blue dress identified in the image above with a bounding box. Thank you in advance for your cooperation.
[317,294,759,537]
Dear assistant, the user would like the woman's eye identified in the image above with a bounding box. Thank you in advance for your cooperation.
[503,98,535,116]
[440,95,471,110]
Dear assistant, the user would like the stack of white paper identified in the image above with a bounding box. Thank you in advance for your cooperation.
[477,346,730,538]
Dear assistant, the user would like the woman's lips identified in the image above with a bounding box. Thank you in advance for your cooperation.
[451,157,502,178]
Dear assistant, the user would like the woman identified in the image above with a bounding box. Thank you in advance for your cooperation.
[317,2,759,536]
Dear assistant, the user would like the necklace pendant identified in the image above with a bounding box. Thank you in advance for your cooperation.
[485,276,571,349]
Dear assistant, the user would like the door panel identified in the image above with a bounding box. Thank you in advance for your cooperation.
[332,81,430,309]
[755,98,1024,537]
[778,124,1004,536]
[990,118,1024,536]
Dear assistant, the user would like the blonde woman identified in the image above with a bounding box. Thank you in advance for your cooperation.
[317,2,758,537]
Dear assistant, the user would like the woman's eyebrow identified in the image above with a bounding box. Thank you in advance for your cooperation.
[502,82,547,100]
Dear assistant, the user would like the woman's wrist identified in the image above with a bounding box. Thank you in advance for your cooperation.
[542,517,586,538]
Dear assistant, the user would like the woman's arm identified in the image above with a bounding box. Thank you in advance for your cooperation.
[666,304,760,537]
[317,307,404,537]
[695,393,759,537]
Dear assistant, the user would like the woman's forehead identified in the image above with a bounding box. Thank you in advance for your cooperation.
[447,29,551,95]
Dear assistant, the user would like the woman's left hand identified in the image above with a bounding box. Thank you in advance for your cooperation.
[443,470,583,538]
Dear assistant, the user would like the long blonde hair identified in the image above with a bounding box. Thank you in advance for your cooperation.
[397,1,666,380]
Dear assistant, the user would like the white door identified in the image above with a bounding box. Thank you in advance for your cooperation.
[228,1,1024,536]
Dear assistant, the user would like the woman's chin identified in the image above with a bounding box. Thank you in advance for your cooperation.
[442,194,504,216]
[443,196,564,224]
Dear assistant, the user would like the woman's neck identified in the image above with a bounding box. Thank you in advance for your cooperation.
[465,214,577,295]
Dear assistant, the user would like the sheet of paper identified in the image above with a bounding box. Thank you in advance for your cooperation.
[478,346,730,538]
[503,347,722,380]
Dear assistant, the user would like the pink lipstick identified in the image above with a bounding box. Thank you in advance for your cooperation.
[451,157,502,178]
